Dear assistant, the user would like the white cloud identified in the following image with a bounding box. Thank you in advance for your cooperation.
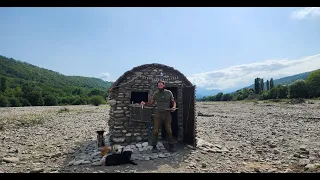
[291,7,320,20]
[187,54,320,90]
[99,72,111,81]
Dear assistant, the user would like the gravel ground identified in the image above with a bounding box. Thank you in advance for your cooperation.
[1,101,320,173]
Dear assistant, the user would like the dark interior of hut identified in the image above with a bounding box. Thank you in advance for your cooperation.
[130,91,148,104]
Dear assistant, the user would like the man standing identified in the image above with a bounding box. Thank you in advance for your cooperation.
[141,80,177,152]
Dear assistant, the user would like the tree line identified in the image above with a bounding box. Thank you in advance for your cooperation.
[0,76,109,107]
[0,55,112,107]
[198,69,320,102]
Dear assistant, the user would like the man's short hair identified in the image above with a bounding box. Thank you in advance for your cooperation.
[157,80,165,85]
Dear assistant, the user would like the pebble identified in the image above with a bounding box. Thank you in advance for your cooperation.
[254,167,261,173]
[200,150,208,154]
[73,160,90,165]
[92,158,101,162]
[284,168,293,173]
[136,143,142,148]
[150,155,159,159]
[298,159,310,166]
[9,149,19,153]
[294,153,301,158]
[299,145,307,151]
[304,163,320,171]
[269,144,277,148]
[202,163,207,168]
[213,144,222,149]
[267,168,277,173]
[157,142,164,148]
[2,157,19,163]
[51,152,62,158]
[90,152,101,159]
[220,147,229,152]
[273,149,280,154]
[30,168,44,173]
[158,153,167,158]
[142,142,148,147]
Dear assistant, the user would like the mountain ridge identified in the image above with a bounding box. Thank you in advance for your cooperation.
[195,70,316,98]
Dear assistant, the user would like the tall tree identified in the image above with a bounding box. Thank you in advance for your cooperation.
[22,82,44,106]
[0,76,8,93]
[270,78,274,89]
[254,78,261,94]
[260,78,264,92]
[277,84,288,99]
[215,92,223,101]
[266,80,270,91]
[305,69,320,98]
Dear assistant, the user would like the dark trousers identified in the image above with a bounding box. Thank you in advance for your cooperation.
[151,111,173,146]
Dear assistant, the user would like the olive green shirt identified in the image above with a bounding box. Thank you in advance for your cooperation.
[152,89,174,112]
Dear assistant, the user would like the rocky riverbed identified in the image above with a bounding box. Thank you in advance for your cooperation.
[1,101,320,173]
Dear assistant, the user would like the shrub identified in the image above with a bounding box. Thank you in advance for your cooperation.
[305,69,320,98]
[288,80,308,98]
[19,97,31,106]
[9,96,22,107]
[0,95,10,107]
[90,96,103,106]
[44,95,58,106]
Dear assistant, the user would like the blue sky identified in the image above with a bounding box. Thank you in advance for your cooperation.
[1,7,320,90]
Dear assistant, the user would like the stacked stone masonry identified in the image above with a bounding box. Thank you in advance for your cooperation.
[108,64,194,146]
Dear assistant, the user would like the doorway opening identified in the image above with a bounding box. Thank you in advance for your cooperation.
[161,87,178,140]
[130,91,148,104]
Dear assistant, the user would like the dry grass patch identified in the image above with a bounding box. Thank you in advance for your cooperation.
[0,112,52,130]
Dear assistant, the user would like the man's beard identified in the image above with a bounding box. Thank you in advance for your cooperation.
[158,88,164,91]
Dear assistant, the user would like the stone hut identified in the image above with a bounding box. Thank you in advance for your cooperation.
[107,63,197,147]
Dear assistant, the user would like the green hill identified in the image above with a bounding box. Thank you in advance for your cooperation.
[0,55,113,107]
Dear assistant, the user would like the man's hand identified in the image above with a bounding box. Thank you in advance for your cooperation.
[170,107,176,112]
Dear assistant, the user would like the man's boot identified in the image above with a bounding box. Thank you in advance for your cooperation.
[168,144,176,152]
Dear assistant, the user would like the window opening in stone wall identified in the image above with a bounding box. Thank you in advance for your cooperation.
[130,91,148,104]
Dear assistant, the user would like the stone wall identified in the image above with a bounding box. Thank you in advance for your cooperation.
[108,67,189,145]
